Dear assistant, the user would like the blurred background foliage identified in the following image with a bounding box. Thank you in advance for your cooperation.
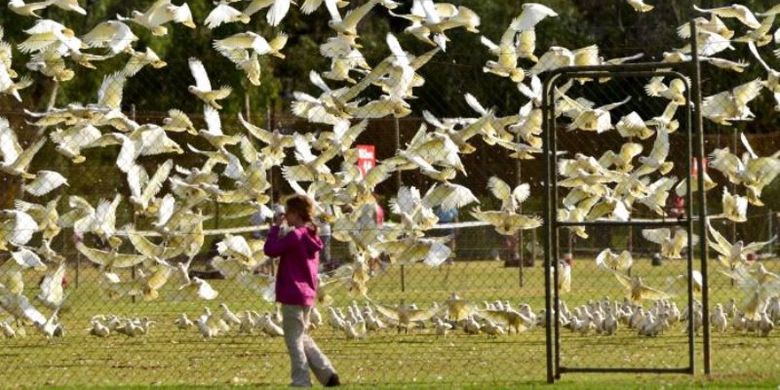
[0,0,777,124]
[0,0,778,218]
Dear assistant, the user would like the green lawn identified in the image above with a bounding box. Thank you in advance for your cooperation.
[2,258,779,388]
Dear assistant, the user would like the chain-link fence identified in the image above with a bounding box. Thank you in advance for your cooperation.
[1,0,780,388]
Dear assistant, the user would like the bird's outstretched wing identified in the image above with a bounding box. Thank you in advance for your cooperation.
[372,303,400,321]
[188,57,212,90]
[743,236,778,253]
[443,299,478,322]
[487,176,512,203]
[706,221,732,257]
[612,270,632,290]
[642,228,670,244]
[639,285,672,301]
[476,309,530,332]
[407,307,439,322]
[595,248,616,269]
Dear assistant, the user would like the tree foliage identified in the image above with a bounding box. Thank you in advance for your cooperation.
[0,0,778,131]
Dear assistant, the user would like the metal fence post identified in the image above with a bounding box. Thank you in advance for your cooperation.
[730,130,738,244]
[542,72,555,384]
[769,209,776,255]
[130,104,137,303]
[395,117,405,293]
[689,15,711,376]
[543,63,699,378]
[266,105,274,204]
[75,236,80,288]
[517,159,524,287]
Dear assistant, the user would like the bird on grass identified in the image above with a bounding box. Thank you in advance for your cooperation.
[88,320,111,338]
[371,299,438,334]
[721,263,780,321]
[175,313,194,330]
[477,308,532,335]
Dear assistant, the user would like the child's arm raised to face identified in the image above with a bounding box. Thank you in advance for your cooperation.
[263,226,300,257]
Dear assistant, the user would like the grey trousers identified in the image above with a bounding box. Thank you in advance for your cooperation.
[281,304,336,387]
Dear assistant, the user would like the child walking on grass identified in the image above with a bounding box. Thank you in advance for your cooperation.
[264,195,340,387]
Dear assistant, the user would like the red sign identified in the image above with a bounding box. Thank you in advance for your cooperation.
[356,145,376,177]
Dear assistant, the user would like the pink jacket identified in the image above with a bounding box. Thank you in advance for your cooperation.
[264,225,323,306]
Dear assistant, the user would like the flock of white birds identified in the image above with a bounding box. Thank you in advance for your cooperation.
[0,0,779,346]
[77,292,780,341]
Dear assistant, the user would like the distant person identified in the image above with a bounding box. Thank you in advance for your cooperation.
[374,197,384,227]
[263,195,340,387]
[317,205,334,271]
[434,206,458,264]
[670,195,685,219]
[503,235,519,266]
[369,196,387,274]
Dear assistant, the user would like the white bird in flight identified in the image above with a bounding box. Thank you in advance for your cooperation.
[595,248,633,272]
[480,15,526,82]
[612,272,672,305]
[701,78,763,125]
[626,0,654,13]
[118,0,195,36]
[747,42,780,111]
[709,132,780,206]
[694,4,762,30]
[188,58,232,110]
[81,21,139,55]
[512,3,558,32]
[24,170,69,197]
[0,209,39,249]
[8,0,51,17]
[634,126,673,177]
[708,220,776,271]
[717,187,748,223]
[0,62,32,102]
[487,176,530,213]
[642,228,698,259]
[205,1,250,29]
[0,118,47,179]
[722,263,780,321]
[558,93,631,133]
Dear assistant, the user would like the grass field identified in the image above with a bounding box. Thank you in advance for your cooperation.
[1,257,779,388]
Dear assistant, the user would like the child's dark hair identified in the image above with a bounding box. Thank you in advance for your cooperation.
[285,194,318,233]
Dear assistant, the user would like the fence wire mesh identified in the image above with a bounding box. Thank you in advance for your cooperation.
[0,0,779,387]
[545,71,698,375]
